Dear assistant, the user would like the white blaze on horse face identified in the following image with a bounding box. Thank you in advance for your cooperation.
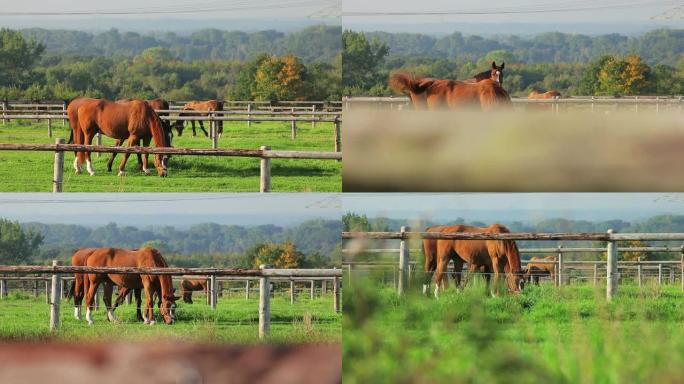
[495,71,501,83]
[86,160,95,176]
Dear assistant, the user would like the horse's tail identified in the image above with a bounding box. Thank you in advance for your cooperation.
[389,73,424,96]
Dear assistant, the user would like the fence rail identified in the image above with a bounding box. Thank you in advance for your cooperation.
[0,263,341,337]
[343,229,684,299]
[0,141,341,192]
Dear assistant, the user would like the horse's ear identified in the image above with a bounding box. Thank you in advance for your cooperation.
[492,61,496,69]
[501,62,505,70]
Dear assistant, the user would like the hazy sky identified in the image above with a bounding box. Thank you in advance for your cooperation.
[343,193,684,223]
[0,193,341,227]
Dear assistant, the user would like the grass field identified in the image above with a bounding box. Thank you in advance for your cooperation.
[0,290,341,344]
[0,120,340,192]
[343,275,684,384]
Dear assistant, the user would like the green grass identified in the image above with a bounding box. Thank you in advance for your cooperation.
[0,291,341,344]
[0,120,340,192]
[343,274,684,384]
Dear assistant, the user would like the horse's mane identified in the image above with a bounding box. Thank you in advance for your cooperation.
[472,69,492,81]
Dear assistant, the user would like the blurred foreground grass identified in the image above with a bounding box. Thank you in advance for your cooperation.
[343,273,684,383]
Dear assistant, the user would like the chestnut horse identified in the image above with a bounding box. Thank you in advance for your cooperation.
[433,224,524,297]
[466,61,505,86]
[106,98,173,173]
[83,247,177,325]
[528,90,561,99]
[69,247,162,322]
[422,225,465,295]
[173,100,224,137]
[74,99,168,177]
[180,278,208,304]
[389,73,511,111]
[524,256,557,284]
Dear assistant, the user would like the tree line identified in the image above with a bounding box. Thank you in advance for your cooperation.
[342,29,684,97]
[0,27,341,101]
[0,218,341,268]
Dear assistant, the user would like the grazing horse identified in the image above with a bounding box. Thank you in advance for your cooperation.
[389,73,512,111]
[422,225,465,295]
[173,100,224,137]
[83,247,177,325]
[180,278,208,304]
[106,98,173,173]
[466,61,505,86]
[524,256,557,284]
[528,90,561,99]
[433,224,524,297]
[75,99,169,177]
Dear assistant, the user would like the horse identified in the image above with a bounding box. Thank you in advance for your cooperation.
[75,99,169,177]
[524,256,557,284]
[433,223,524,297]
[68,247,162,323]
[173,100,224,137]
[83,247,177,325]
[528,90,561,99]
[106,98,173,173]
[466,61,505,86]
[422,225,466,295]
[389,73,512,111]
[180,278,208,304]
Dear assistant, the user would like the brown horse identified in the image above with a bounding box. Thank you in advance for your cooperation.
[68,247,156,322]
[389,73,512,111]
[433,224,524,297]
[466,61,505,86]
[422,225,467,295]
[76,99,168,177]
[173,100,224,137]
[84,247,177,325]
[106,98,173,173]
[180,278,208,304]
[528,90,561,99]
[524,256,557,284]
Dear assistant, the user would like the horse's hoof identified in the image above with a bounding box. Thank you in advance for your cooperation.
[87,321,94,326]
[118,171,125,177]
[149,321,156,326]
[143,169,151,176]
[88,171,95,176]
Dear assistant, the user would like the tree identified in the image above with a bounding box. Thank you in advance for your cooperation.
[342,30,389,94]
[343,212,370,232]
[253,55,308,101]
[0,28,45,88]
[597,55,650,96]
[0,219,43,264]
[229,54,268,100]
[245,241,304,268]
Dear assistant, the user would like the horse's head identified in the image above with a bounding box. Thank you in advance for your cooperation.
[159,292,179,325]
[490,61,505,86]
[173,120,185,137]
[506,272,525,293]
[153,152,168,177]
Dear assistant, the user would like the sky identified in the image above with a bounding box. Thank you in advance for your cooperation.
[0,193,341,227]
[342,193,684,223]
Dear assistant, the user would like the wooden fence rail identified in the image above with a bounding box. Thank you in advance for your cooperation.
[0,141,342,192]
[342,230,684,299]
[0,263,341,337]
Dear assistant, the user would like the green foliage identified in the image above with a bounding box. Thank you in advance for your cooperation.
[0,218,43,264]
[342,212,370,232]
[342,30,389,95]
[244,241,305,268]
[0,28,45,88]
[253,55,308,101]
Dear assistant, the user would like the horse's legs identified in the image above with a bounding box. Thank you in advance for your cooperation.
[191,121,197,137]
[142,279,155,325]
[118,135,139,176]
[82,132,95,176]
[491,257,502,297]
[103,282,120,323]
[452,258,464,290]
[84,275,101,325]
[135,289,144,322]
[73,273,83,320]
[198,120,208,137]
[141,136,152,175]
[433,252,450,298]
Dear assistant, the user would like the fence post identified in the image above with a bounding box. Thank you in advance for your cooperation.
[211,113,218,149]
[606,229,618,301]
[62,101,67,126]
[290,107,297,140]
[2,100,7,125]
[218,281,223,298]
[53,138,65,193]
[47,117,53,138]
[658,263,663,287]
[247,103,252,128]
[557,245,564,287]
[637,257,643,288]
[310,280,315,300]
[210,274,217,310]
[593,263,598,286]
[245,280,250,300]
[45,280,50,304]
[34,279,39,297]
[333,274,340,313]
[681,250,684,292]
[0,279,5,299]
[334,115,341,153]
[398,226,410,295]
[321,279,326,295]
[669,266,674,285]
[259,145,271,193]
[258,266,270,339]
[95,133,102,157]
[311,104,316,129]
[290,280,295,305]
[49,260,62,332]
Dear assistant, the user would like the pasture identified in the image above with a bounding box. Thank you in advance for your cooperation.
[0,291,340,344]
[343,277,684,384]
[0,119,340,192]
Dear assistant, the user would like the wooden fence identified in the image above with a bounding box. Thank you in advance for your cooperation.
[0,141,342,192]
[342,228,684,299]
[0,263,342,338]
